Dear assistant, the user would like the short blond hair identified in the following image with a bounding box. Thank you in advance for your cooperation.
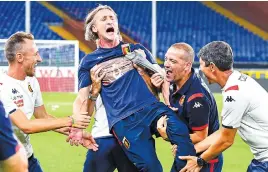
[170,43,195,62]
[5,31,34,63]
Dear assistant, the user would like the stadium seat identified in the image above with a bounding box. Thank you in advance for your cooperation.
[0,2,267,64]
[0,2,85,61]
[50,1,152,51]
[157,2,268,63]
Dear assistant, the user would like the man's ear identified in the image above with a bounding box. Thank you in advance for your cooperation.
[92,25,97,33]
[16,53,24,63]
[209,62,215,72]
[185,62,192,71]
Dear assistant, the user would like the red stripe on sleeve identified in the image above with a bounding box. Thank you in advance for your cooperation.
[225,85,239,92]
[191,124,208,131]
[187,93,203,102]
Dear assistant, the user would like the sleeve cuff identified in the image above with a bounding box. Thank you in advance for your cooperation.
[191,124,208,131]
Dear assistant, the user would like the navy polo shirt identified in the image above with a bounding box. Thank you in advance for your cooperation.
[78,42,158,130]
[169,68,219,135]
[0,100,18,161]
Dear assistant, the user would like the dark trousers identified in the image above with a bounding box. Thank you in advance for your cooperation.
[113,102,196,172]
[83,137,138,172]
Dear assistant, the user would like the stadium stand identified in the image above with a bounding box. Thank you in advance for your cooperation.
[157,2,268,64]
[0,1,85,64]
[0,2,62,40]
[49,1,268,65]
[0,2,25,38]
[50,1,152,50]
[0,1,267,66]
[30,2,63,40]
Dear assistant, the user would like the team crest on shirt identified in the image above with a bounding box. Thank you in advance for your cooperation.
[179,95,185,106]
[122,137,130,149]
[121,44,131,55]
[28,83,33,92]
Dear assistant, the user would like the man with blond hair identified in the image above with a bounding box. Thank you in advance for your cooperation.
[0,31,90,172]
[71,4,196,172]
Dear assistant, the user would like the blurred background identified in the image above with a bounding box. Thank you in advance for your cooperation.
[0,1,267,171]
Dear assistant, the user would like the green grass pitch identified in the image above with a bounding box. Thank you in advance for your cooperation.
[30,92,252,172]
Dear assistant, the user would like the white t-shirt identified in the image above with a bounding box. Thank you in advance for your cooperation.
[0,74,43,158]
[91,96,112,138]
[221,70,268,161]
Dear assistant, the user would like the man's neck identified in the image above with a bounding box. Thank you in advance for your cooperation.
[175,70,192,91]
[217,69,233,88]
[98,38,120,49]
[7,64,26,81]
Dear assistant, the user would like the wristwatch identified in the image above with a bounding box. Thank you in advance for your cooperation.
[197,157,207,167]
[88,94,98,101]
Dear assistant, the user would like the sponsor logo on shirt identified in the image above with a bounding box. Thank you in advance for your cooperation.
[98,58,133,85]
[238,74,248,81]
[14,99,24,107]
[193,102,203,108]
[12,88,19,94]
[12,95,23,101]
[225,96,235,102]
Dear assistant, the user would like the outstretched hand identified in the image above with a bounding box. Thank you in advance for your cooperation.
[66,128,83,146]
[80,131,99,151]
[66,128,98,151]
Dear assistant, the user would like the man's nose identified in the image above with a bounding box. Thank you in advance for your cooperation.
[36,54,42,63]
[164,61,170,68]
